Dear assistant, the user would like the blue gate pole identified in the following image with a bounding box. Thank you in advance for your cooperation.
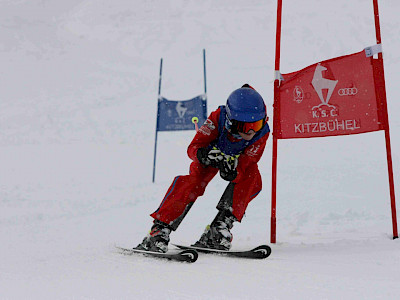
[202,49,208,119]
[203,49,207,95]
[152,58,163,183]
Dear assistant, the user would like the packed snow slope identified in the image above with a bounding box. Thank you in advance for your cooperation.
[1,0,400,299]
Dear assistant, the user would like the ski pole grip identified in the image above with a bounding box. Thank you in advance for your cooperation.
[192,117,199,132]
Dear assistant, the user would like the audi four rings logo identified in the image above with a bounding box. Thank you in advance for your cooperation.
[338,87,358,96]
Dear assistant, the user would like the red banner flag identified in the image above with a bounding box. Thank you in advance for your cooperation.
[276,50,385,139]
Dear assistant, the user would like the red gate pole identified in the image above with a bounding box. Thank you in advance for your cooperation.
[372,0,398,239]
[270,0,283,244]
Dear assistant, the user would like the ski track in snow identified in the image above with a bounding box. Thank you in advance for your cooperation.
[1,0,400,299]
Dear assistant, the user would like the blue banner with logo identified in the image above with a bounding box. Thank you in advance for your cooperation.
[157,94,207,131]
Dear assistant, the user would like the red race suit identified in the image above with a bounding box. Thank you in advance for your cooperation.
[151,106,270,229]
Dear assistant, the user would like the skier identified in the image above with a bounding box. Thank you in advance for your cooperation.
[137,84,270,253]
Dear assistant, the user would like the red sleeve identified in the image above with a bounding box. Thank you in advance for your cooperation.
[187,108,221,161]
[233,132,270,183]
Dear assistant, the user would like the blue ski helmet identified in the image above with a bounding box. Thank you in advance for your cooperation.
[226,84,266,122]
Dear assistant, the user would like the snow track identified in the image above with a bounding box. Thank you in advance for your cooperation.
[1,0,400,299]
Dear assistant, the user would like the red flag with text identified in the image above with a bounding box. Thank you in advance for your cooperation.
[276,49,385,139]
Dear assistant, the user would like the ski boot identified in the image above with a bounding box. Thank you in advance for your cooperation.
[136,220,171,253]
[193,210,236,251]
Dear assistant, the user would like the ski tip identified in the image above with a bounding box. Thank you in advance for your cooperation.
[116,245,198,263]
[251,245,272,259]
[179,249,198,263]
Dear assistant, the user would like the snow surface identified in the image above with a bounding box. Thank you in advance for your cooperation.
[1,0,400,299]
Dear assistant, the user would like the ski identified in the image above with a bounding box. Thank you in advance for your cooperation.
[173,244,271,259]
[116,246,198,263]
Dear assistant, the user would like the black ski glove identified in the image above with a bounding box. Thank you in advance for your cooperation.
[220,169,237,181]
[219,156,238,182]
[197,148,223,168]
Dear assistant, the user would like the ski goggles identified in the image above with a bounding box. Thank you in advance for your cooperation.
[228,118,265,134]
